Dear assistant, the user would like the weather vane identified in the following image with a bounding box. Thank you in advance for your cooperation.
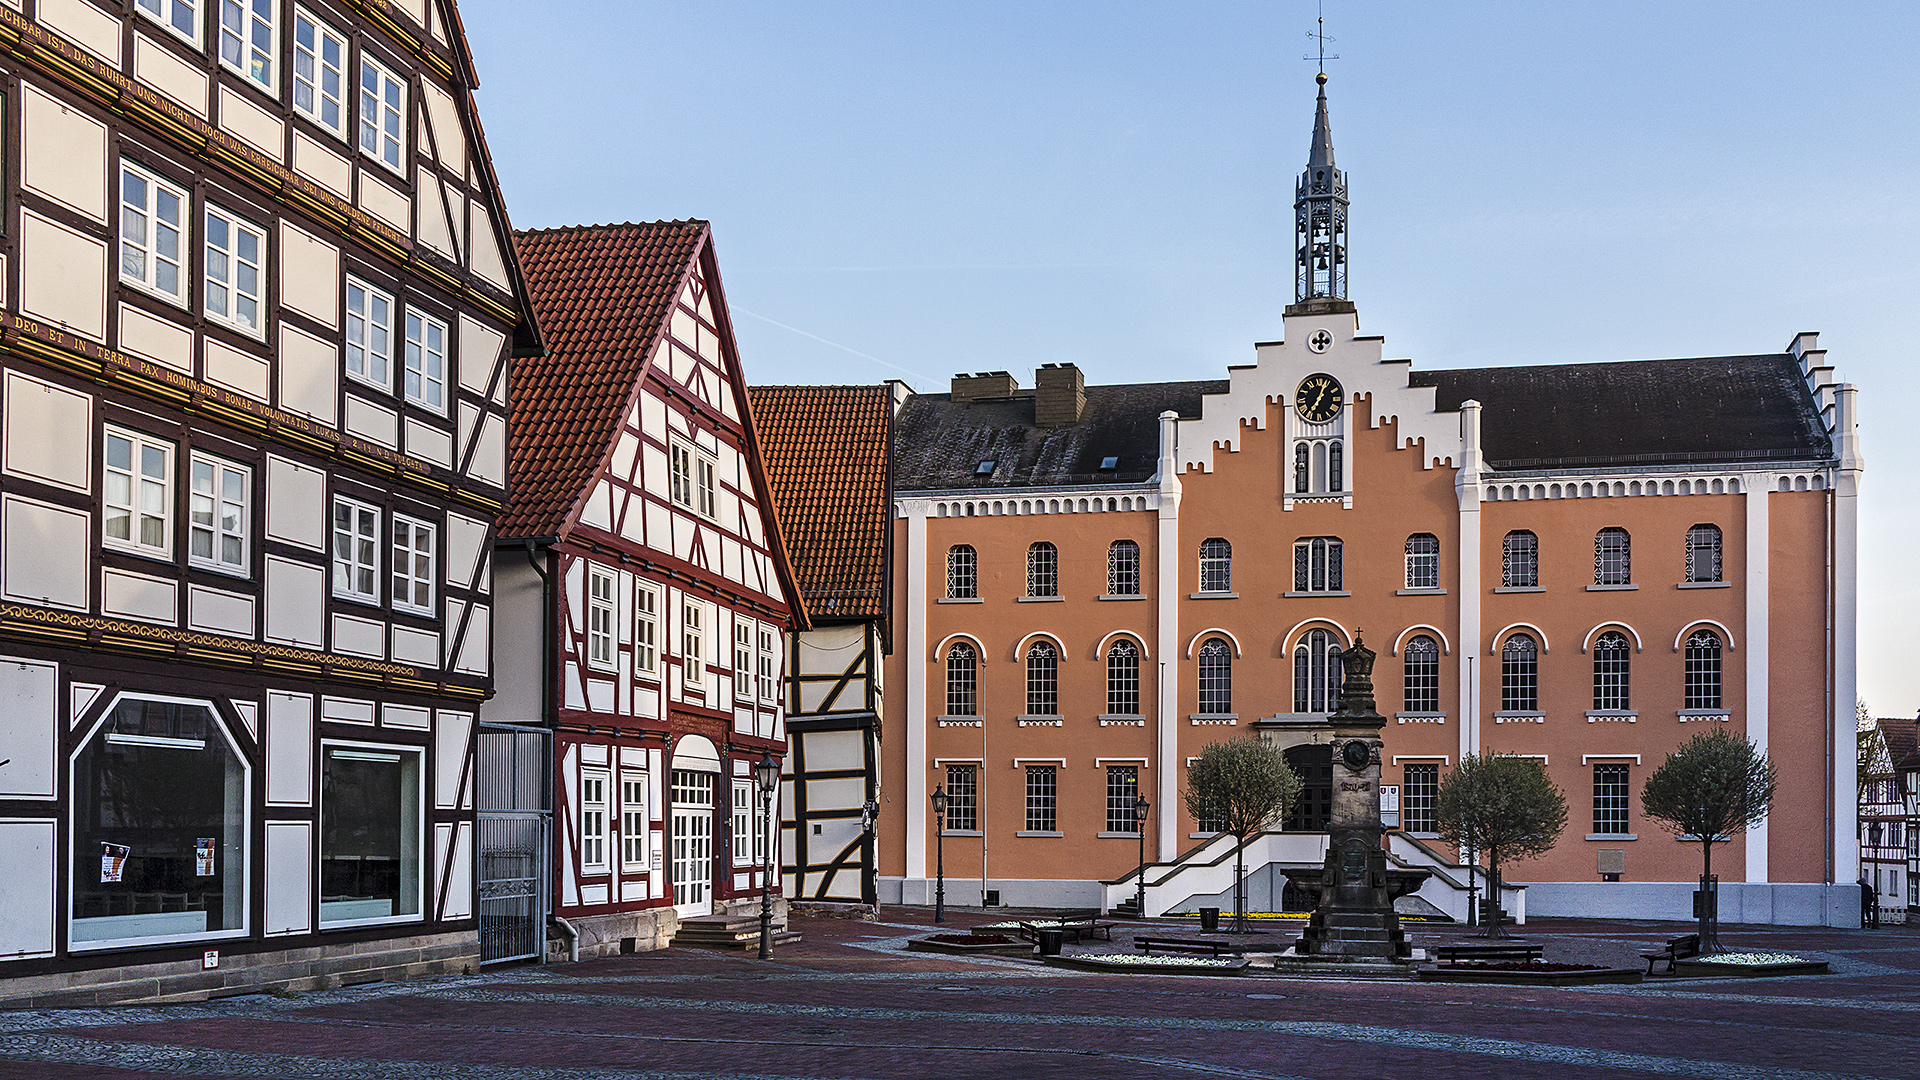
[1304,0,1339,78]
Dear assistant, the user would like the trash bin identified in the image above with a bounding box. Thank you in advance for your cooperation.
[1199,907,1220,931]
[1035,928,1065,956]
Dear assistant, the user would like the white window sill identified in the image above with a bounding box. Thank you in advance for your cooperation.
[1189,714,1237,725]
[1586,833,1638,841]
[1678,710,1732,722]
[1098,594,1146,601]
[1677,581,1731,589]
[1396,587,1447,596]
[940,830,983,838]
[1189,591,1237,600]
[104,541,176,566]
[1016,595,1064,603]
[937,597,983,604]
[1586,710,1638,722]
[188,559,254,582]
[1017,715,1063,727]
[1493,585,1545,593]
[1494,711,1545,724]
[1284,590,1351,598]
[1395,712,1447,724]
[1100,714,1146,726]
[332,590,384,610]
[1587,584,1638,591]
[1097,831,1143,839]
[1016,831,1063,838]
[937,716,982,727]
[1189,831,1223,839]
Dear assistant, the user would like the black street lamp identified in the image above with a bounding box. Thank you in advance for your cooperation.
[930,785,948,924]
[1134,792,1152,918]
[754,750,780,960]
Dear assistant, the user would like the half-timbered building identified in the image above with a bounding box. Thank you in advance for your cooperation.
[492,220,802,957]
[750,383,898,910]
[0,0,536,1004]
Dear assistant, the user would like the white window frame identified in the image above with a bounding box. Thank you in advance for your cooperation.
[580,768,609,874]
[203,205,266,338]
[345,276,395,391]
[758,625,778,703]
[103,428,174,559]
[316,740,425,929]
[586,564,617,672]
[119,162,190,306]
[291,7,348,139]
[734,621,754,699]
[390,513,435,616]
[331,496,380,603]
[732,780,753,867]
[218,0,278,97]
[358,53,406,174]
[669,436,719,520]
[683,599,706,686]
[696,455,716,519]
[403,308,448,414]
[135,0,202,47]
[188,452,250,576]
[634,582,660,677]
[620,772,648,873]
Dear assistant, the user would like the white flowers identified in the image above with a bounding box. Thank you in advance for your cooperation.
[1697,951,1811,965]
[1072,954,1239,968]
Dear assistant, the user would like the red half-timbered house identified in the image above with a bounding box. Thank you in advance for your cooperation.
[490,221,803,956]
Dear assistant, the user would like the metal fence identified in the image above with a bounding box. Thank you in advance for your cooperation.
[476,725,550,965]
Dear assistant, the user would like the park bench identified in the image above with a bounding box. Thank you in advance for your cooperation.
[1134,936,1238,957]
[1054,910,1116,942]
[1640,934,1702,974]
[1432,943,1545,965]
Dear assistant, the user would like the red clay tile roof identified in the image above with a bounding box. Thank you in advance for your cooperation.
[748,385,893,623]
[1880,716,1920,772]
[501,221,707,538]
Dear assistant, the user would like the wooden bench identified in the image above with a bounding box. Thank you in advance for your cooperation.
[1056,912,1116,943]
[1640,934,1701,974]
[1134,936,1238,957]
[1433,943,1545,965]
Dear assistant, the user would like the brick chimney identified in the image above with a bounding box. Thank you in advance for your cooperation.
[950,371,1018,402]
[1034,363,1085,426]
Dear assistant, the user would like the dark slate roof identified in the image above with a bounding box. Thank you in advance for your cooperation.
[893,381,1226,492]
[1411,354,1833,470]
[748,385,893,621]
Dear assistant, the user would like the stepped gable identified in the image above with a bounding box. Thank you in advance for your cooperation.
[748,385,894,622]
[502,220,708,538]
[1411,354,1832,470]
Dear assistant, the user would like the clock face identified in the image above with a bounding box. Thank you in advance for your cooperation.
[1295,373,1344,423]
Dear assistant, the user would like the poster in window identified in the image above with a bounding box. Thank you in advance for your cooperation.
[101,842,129,883]
[196,837,216,876]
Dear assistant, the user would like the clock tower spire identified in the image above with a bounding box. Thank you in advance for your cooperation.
[1290,71,1353,314]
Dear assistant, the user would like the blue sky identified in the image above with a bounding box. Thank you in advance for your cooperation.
[458,1,1920,714]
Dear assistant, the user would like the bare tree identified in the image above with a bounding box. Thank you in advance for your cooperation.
[1183,737,1301,932]
[1640,729,1777,951]
[1434,753,1567,938]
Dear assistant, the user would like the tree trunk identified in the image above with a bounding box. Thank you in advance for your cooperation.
[1484,846,1504,939]
[1700,838,1715,953]
[1233,835,1248,933]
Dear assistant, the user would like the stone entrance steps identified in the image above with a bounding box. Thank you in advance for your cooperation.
[673,914,802,951]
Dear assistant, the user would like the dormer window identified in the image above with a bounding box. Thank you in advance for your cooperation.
[1099,456,1120,471]
[974,460,995,476]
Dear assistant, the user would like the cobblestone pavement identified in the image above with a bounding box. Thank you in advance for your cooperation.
[2,911,1916,1079]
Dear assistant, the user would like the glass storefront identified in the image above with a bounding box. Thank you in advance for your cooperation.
[321,743,423,926]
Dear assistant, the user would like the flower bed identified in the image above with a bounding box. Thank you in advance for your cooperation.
[1419,963,1642,986]
[907,933,1032,958]
[1672,952,1829,978]
[1041,953,1250,976]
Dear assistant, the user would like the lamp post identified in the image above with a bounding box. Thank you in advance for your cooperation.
[754,750,780,960]
[930,785,948,924]
[1134,792,1152,918]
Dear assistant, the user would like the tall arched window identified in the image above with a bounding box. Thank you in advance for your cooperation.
[1329,441,1344,492]
[1501,634,1539,712]
[1502,530,1539,588]
[1197,638,1232,714]
[1684,630,1723,710]
[1592,631,1630,710]
[1026,542,1058,597]
[1107,540,1140,596]
[1107,639,1141,715]
[946,545,976,599]
[1294,443,1310,493]
[1686,524,1723,583]
[1402,635,1439,713]
[1199,537,1232,593]
[1405,533,1439,590]
[944,642,977,716]
[1025,639,1058,716]
[1293,537,1343,593]
[1293,628,1342,713]
[1595,527,1631,586]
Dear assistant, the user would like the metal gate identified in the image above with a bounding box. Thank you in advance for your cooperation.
[477,725,550,965]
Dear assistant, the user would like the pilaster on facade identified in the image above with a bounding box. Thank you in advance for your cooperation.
[1155,409,1182,861]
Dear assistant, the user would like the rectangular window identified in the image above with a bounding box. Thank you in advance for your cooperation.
[1593,764,1631,834]
[331,497,379,602]
[1403,764,1438,834]
[634,583,659,675]
[668,438,718,518]
[1405,533,1439,590]
[346,277,394,390]
[1025,766,1057,832]
[734,621,754,698]
[943,764,977,831]
[1108,540,1140,596]
[620,773,648,872]
[696,455,716,518]
[188,454,249,574]
[586,565,616,671]
[758,626,778,703]
[204,206,265,336]
[580,769,608,873]
[136,0,201,44]
[683,600,705,684]
[1402,642,1440,713]
[119,164,188,304]
[946,545,978,599]
[292,8,347,138]
[218,0,276,94]
[753,781,769,865]
[358,55,406,172]
[1292,537,1343,592]
[403,310,448,413]
[104,429,173,557]
[390,515,435,615]
[1199,538,1232,593]
[320,743,423,926]
[1503,532,1539,588]
[732,781,752,867]
[1595,528,1631,586]
[1106,766,1141,834]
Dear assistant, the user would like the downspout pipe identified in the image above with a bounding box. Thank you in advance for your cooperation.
[550,913,580,963]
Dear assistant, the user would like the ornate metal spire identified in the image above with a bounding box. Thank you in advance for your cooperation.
[1293,72,1350,307]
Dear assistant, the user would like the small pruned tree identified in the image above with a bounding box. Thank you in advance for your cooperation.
[1641,729,1777,951]
[1184,737,1302,932]
[1434,753,1568,938]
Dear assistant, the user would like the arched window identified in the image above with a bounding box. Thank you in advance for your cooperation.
[1026,542,1058,597]
[1025,639,1058,716]
[1684,630,1723,710]
[1293,537,1343,593]
[1686,524,1722,583]
[1501,633,1539,712]
[1402,635,1439,713]
[1197,638,1232,714]
[1107,639,1141,715]
[1292,628,1342,713]
[1595,527,1631,586]
[1329,441,1344,492]
[1294,443,1310,494]
[1502,530,1538,588]
[944,642,977,716]
[1592,631,1630,710]
[1107,540,1140,596]
[1405,533,1439,590]
[946,545,976,599]
[1199,537,1232,593]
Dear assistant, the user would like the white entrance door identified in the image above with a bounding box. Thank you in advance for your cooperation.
[672,770,715,917]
